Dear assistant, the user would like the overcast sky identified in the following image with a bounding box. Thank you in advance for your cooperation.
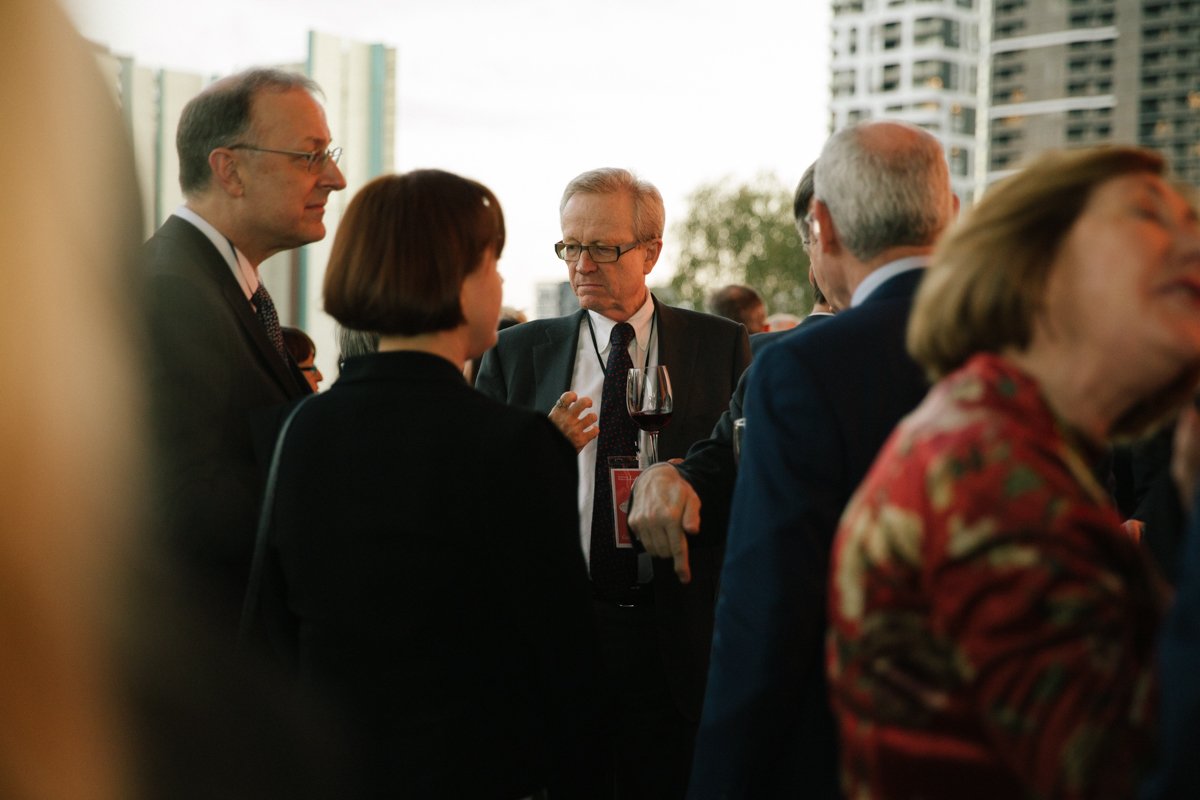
[64,0,832,316]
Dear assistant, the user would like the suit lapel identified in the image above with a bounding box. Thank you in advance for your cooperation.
[166,217,306,398]
[531,310,584,411]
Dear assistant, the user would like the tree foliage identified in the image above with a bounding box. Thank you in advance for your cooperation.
[664,173,812,318]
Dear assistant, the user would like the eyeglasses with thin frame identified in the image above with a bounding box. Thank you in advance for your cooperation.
[228,144,343,174]
[554,240,646,264]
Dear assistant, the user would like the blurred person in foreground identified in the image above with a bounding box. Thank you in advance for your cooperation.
[1,1,144,796]
[828,146,1200,799]
[690,121,956,798]
[141,67,346,625]
[252,170,604,797]
[5,5,357,799]
[709,284,767,334]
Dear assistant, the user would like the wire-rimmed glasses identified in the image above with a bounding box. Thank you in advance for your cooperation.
[228,144,343,173]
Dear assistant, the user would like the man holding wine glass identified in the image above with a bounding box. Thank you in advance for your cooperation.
[475,167,750,799]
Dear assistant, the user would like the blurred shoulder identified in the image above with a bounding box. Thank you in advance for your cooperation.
[492,312,580,350]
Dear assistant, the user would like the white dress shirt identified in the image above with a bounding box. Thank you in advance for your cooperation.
[173,204,261,301]
[571,293,658,572]
[849,255,930,308]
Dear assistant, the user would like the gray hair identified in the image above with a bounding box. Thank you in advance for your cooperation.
[814,121,954,262]
[335,324,379,365]
[559,167,665,242]
[176,67,320,196]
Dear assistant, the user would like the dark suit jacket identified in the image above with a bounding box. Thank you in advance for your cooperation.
[141,214,310,619]
[689,269,930,798]
[1143,485,1200,800]
[260,352,604,798]
[678,312,835,544]
[475,296,752,720]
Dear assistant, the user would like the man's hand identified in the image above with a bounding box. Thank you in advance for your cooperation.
[628,461,701,584]
[549,391,599,452]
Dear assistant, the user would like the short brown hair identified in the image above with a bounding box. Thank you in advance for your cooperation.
[323,170,505,335]
[907,146,1186,437]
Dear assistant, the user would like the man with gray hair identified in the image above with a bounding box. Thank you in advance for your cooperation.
[476,167,750,797]
[142,67,346,623]
[688,120,957,797]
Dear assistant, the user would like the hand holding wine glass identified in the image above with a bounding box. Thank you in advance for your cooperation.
[627,365,673,467]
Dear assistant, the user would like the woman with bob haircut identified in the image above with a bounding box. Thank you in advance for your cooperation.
[826,146,1200,799]
[255,169,604,798]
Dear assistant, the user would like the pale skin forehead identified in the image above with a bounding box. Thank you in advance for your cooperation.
[249,87,332,148]
[560,191,637,241]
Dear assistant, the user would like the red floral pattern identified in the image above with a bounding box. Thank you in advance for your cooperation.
[827,353,1167,800]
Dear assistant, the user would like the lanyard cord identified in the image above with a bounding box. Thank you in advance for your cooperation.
[585,305,657,373]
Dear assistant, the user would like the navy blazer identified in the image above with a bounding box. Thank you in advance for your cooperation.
[141,215,311,619]
[678,312,835,545]
[475,296,751,720]
[689,269,930,798]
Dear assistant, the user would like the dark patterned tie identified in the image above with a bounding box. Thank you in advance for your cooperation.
[589,322,639,591]
[252,283,287,360]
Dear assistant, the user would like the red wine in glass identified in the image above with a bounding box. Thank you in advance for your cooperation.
[626,366,673,465]
[630,410,672,433]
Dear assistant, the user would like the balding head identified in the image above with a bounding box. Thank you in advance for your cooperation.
[813,120,955,263]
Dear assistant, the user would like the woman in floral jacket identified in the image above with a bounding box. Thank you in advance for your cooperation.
[827,146,1200,800]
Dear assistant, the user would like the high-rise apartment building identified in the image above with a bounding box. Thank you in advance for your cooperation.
[988,0,1199,187]
[828,0,983,202]
[829,0,1199,200]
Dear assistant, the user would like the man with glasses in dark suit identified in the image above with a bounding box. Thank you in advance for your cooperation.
[141,68,347,626]
[476,167,750,798]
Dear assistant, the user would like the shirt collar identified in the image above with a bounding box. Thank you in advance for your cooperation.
[173,204,260,300]
[587,292,656,353]
[850,255,930,308]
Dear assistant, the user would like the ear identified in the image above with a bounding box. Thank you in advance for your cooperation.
[208,148,245,198]
[811,199,839,255]
[641,237,663,275]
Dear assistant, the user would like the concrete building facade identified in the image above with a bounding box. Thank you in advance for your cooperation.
[828,0,1199,201]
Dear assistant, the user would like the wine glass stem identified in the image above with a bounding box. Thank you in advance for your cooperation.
[647,432,659,467]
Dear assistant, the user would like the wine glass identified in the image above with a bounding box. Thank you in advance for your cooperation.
[627,365,673,467]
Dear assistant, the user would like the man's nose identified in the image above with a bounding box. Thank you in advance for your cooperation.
[322,157,347,190]
[575,250,599,271]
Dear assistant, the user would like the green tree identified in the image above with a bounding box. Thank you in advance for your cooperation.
[664,173,812,318]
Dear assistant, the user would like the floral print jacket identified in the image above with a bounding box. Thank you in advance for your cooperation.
[827,353,1167,800]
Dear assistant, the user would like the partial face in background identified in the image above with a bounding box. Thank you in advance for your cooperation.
[744,301,768,334]
[560,191,660,321]
[297,351,323,392]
